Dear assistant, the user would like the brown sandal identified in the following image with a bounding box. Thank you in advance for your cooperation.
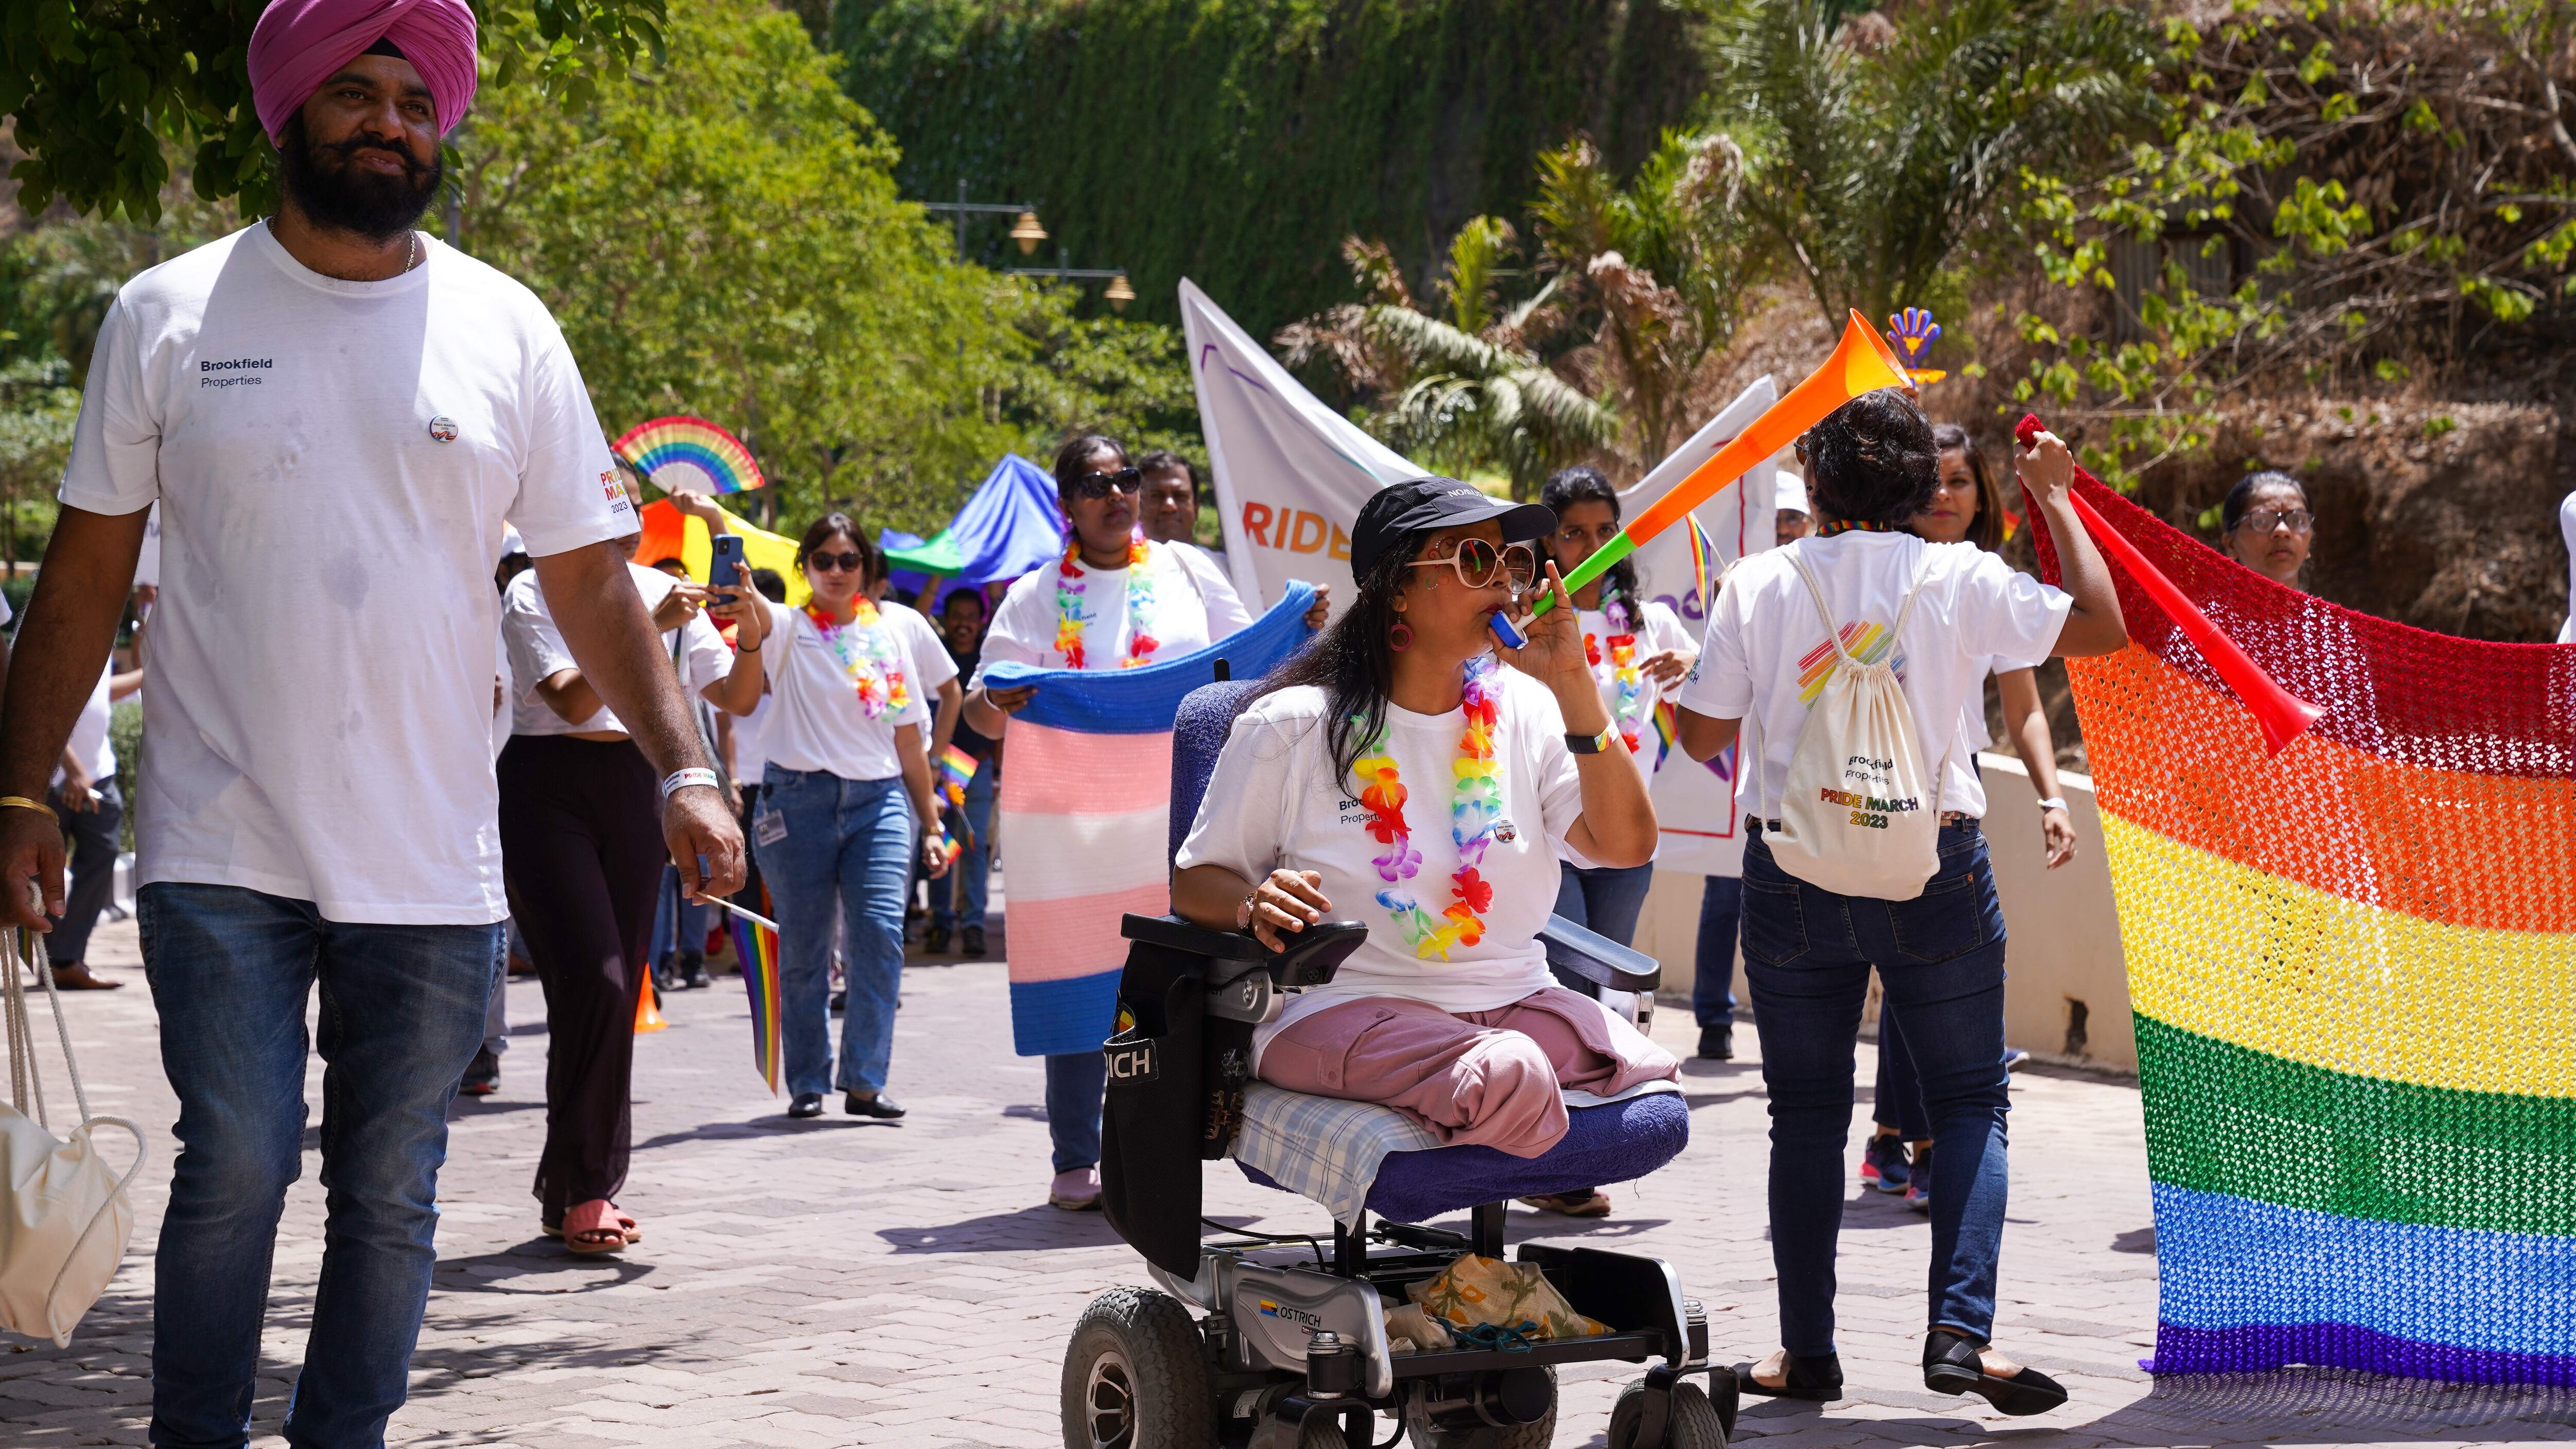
[551,1201,640,1253]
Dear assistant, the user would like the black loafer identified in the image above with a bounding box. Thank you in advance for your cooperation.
[787,1092,824,1119]
[845,1092,906,1119]
[1924,1329,2067,1416]
[1730,1350,1841,1402]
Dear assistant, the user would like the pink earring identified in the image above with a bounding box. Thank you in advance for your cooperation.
[1389,617,1413,652]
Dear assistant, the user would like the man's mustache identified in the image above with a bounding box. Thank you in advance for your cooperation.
[315,135,435,180]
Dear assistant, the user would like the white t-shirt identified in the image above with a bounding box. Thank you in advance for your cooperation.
[53,662,116,791]
[880,600,960,697]
[1575,598,1697,792]
[756,598,931,781]
[1175,669,1592,1057]
[59,224,635,923]
[501,562,731,736]
[731,694,774,788]
[1679,532,2070,820]
[972,540,1254,682]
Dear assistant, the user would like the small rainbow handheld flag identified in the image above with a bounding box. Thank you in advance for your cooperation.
[937,744,979,803]
[729,885,783,1094]
[1683,516,1716,615]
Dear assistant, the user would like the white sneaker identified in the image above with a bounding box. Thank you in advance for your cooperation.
[1048,1166,1101,1211]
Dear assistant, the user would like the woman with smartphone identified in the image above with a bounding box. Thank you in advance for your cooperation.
[707,516,948,1122]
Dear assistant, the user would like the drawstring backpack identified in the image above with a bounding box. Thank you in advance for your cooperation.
[1762,544,1947,901]
[0,926,145,1346]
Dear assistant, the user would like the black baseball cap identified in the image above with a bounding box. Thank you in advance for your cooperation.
[1350,478,1556,576]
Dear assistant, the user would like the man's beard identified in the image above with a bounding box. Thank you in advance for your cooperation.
[277,113,443,244]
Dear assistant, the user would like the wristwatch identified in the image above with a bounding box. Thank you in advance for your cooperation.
[1565,724,1617,755]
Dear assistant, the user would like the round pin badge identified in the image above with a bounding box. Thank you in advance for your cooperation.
[428,415,458,443]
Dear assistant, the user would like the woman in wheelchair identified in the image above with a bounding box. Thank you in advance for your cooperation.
[1170,478,1680,1165]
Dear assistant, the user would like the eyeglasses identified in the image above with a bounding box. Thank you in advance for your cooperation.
[1408,537,1539,591]
[807,550,866,573]
[2238,508,2314,536]
[1069,466,1143,500]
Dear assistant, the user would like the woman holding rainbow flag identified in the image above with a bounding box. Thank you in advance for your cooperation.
[708,518,947,1121]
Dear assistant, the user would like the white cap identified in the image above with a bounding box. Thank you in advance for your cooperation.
[1775,469,1810,517]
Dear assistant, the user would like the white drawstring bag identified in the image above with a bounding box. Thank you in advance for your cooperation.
[1,928,144,1347]
[1764,547,1947,901]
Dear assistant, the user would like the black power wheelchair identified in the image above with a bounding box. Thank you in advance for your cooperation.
[1061,677,1736,1448]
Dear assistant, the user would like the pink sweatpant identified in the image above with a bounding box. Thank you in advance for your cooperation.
[1255,988,1681,1158]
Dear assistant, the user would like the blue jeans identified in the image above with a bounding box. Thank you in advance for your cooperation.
[650,863,708,965]
[1550,860,1655,946]
[757,768,913,1098]
[1873,998,1929,1140]
[139,883,500,1449]
[1740,824,2011,1354]
[1045,1050,1105,1173]
[931,758,995,932]
[1692,875,1744,1029]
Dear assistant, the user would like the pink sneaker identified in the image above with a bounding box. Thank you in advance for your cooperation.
[1048,1166,1101,1211]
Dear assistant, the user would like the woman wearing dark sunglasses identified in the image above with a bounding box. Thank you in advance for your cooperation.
[961,433,1270,1211]
[708,516,948,1121]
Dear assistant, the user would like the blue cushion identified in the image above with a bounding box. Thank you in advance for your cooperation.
[1170,679,1264,862]
[1236,1094,1691,1225]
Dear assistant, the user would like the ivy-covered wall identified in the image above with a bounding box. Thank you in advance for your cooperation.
[832,0,1710,341]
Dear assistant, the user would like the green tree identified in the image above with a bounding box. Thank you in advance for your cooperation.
[449,0,1192,531]
[2,0,667,222]
[2013,0,2576,482]
[0,357,77,576]
[1702,0,2158,331]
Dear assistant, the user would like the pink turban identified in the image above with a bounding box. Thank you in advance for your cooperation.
[247,0,479,145]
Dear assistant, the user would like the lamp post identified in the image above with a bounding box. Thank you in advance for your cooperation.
[1009,244,1138,314]
[920,179,1047,262]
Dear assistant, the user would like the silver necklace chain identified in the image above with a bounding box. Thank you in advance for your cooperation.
[266,214,420,276]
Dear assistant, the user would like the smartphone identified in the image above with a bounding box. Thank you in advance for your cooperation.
[708,533,747,591]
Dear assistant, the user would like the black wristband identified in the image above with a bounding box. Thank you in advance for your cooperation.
[1565,724,1616,755]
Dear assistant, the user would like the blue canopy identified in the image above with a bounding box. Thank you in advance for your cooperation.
[882,454,1066,600]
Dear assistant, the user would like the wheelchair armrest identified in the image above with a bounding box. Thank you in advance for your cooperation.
[1541,913,1660,994]
[1115,913,1367,991]
[1121,913,1268,965]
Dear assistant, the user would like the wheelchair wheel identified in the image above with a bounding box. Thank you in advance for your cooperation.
[1607,1377,1726,1449]
[1403,1366,1556,1448]
[1061,1286,1214,1449]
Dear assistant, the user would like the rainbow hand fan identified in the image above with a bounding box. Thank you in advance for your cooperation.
[612,416,767,496]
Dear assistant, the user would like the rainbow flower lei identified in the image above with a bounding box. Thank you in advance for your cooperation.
[805,596,911,718]
[1054,538,1160,670]
[1353,658,1503,960]
[1587,594,1649,755]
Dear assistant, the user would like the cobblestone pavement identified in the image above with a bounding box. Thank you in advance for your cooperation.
[5,916,2570,1448]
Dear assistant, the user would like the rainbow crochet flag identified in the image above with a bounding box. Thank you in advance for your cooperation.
[986,583,1318,1056]
[2029,450,2575,1386]
[729,884,782,1094]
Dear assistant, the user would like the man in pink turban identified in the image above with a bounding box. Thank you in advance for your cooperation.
[247,0,480,146]
[0,0,748,1444]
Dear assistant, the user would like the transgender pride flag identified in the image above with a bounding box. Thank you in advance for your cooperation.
[2028,442,2576,1386]
[985,583,1319,1057]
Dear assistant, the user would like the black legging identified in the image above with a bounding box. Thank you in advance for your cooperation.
[497,734,664,1221]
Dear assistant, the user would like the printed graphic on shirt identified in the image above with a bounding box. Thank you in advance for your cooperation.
[1797,621,1907,703]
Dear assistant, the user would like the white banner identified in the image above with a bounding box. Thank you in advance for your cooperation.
[1181,278,1782,876]
[1181,279,1421,614]
[1623,378,1785,878]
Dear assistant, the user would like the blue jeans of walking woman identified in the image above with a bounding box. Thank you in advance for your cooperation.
[1740,821,2012,1356]
[756,768,914,1098]
[139,883,499,1449]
